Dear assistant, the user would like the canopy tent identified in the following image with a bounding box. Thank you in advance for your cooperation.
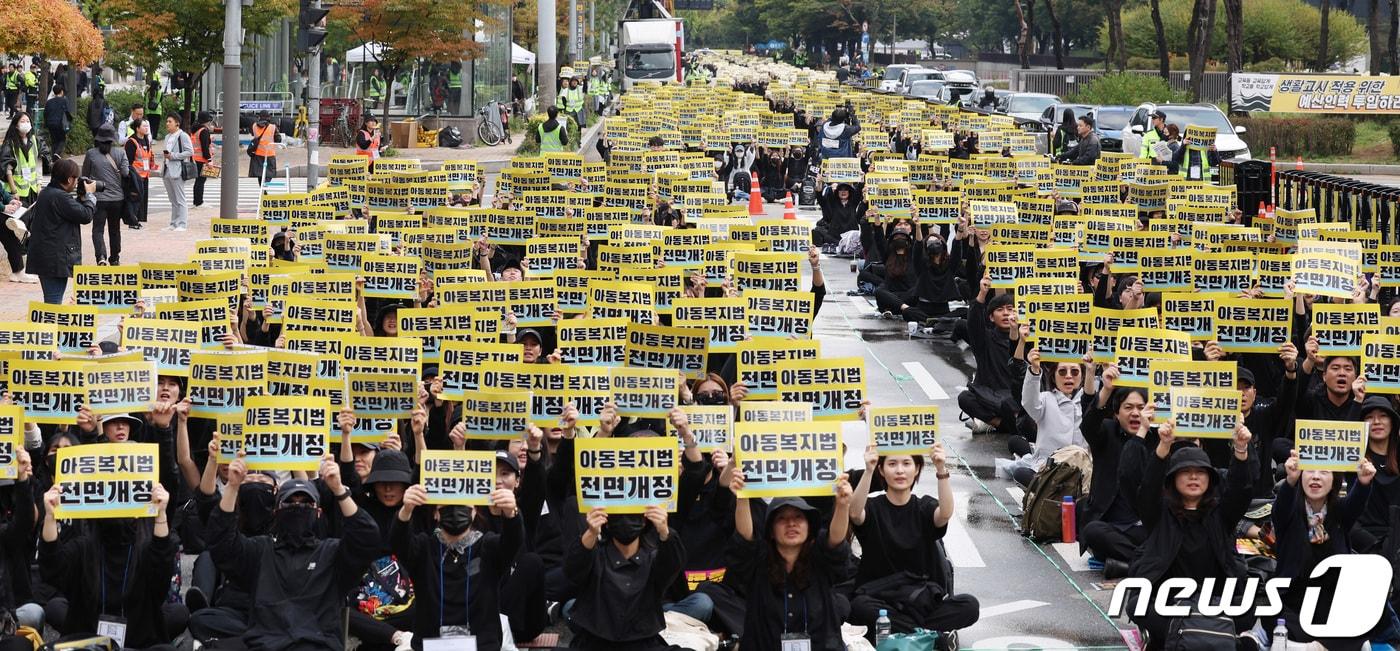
[346,41,533,66]
[513,42,536,65]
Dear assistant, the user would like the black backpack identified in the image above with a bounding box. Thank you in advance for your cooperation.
[1163,609,1237,651]
[1020,454,1085,541]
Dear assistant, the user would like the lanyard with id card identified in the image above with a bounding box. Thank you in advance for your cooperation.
[426,540,476,651]
[424,632,476,651]
[781,584,811,651]
[96,616,127,648]
[98,546,133,649]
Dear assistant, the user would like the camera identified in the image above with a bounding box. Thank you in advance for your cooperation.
[76,176,106,195]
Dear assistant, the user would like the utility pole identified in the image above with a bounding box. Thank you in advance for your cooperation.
[297,0,329,185]
[539,0,557,108]
[589,0,596,55]
[221,0,244,220]
[569,0,579,64]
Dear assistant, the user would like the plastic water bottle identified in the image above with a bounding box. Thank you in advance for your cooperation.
[1270,618,1288,651]
[875,609,892,644]
[1061,496,1077,544]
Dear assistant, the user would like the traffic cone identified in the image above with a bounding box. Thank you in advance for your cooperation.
[1257,201,1266,223]
[748,175,764,216]
[783,192,797,220]
[1296,156,1303,170]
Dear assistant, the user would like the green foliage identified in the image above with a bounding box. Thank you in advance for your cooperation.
[1068,73,1187,105]
[1233,116,1355,157]
[1113,0,1366,69]
[1389,124,1400,159]
[516,114,580,156]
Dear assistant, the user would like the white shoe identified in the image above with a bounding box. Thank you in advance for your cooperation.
[392,632,414,651]
[173,226,187,232]
[962,415,994,434]
[160,225,175,231]
[5,216,27,240]
[10,272,38,284]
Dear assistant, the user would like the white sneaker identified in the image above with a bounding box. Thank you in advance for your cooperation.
[10,272,38,284]
[173,226,187,232]
[5,216,27,241]
[962,415,995,434]
[392,632,414,651]
[160,225,175,231]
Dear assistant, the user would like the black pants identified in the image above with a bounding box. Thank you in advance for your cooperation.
[761,186,786,202]
[1079,520,1146,564]
[500,551,550,643]
[92,200,124,263]
[811,222,850,247]
[126,175,149,224]
[347,606,414,651]
[189,606,247,643]
[45,597,189,648]
[194,162,208,206]
[2,90,15,116]
[850,593,980,638]
[48,126,67,157]
[857,265,886,288]
[957,385,1017,433]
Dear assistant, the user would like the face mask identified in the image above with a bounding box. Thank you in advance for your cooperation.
[238,482,277,536]
[438,505,474,535]
[97,142,112,154]
[271,503,318,548]
[604,514,647,544]
[96,518,138,545]
[17,122,30,135]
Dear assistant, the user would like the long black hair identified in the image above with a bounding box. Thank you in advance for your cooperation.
[765,506,820,590]
[2,111,34,154]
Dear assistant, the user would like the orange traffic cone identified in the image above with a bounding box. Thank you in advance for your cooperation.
[748,175,764,216]
[1257,201,1266,223]
[783,192,797,220]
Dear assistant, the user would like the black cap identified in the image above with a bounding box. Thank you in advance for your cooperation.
[517,328,543,344]
[277,479,319,505]
[496,450,520,475]
[1237,367,1256,388]
[1151,109,1167,120]
[1361,396,1399,424]
[365,449,413,485]
[764,496,820,530]
[1166,447,1215,480]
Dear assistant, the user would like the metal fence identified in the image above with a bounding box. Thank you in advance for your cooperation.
[1009,69,1232,103]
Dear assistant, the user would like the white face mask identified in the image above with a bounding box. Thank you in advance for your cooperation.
[17,122,30,135]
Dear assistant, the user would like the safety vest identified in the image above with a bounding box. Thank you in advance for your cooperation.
[369,76,385,99]
[448,71,461,89]
[127,136,156,179]
[588,77,608,96]
[1139,126,1164,160]
[191,127,211,163]
[565,87,585,111]
[251,122,277,158]
[10,140,40,198]
[1179,145,1213,181]
[3,72,17,91]
[538,122,564,152]
[355,129,381,160]
[22,71,36,91]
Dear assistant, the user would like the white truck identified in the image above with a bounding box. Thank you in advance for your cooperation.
[618,18,683,91]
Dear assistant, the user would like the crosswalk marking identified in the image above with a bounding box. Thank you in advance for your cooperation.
[1051,542,1093,572]
[903,361,950,400]
[944,492,986,568]
[145,177,308,213]
[980,600,1051,619]
[1006,486,1025,504]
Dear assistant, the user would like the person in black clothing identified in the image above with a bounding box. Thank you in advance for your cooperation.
[512,75,527,116]
[1050,109,1077,158]
[1351,397,1400,554]
[957,276,1020,434]
[728,471,853,651]
[976,86,998,110]
[43,84,70,156]
[564,502,685,650]
[1055,116,1100,166]
[1272,448,1376,649]
[890,230,962,327]
[1298,336,1366,422]
[783,145,809,196]
[1127,421,1258,648]
[350,448,420,651]
[1078,364,1152,578]
[812,182,864,248]
[0,448,37,648]
[849,443,979,645]
[39,481,184,650]
[391,480,522,650]
[207,455,380,650]
[869,216,919,320]
[22,159,95,304]
[753,146,788,203]
[660,407,740,629]
[1232,354,1298,497]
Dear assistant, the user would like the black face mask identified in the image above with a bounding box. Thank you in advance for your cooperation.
[96,518,138,545]
[271,503,318,548]
[238,482,276,536]
[604,514,647,545]
[438,505,473,535]
[97,142,112,155]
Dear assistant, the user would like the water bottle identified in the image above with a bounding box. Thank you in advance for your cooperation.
[1269,618,1288,651]
[1061,496,1076,544]
[875,609,892,644]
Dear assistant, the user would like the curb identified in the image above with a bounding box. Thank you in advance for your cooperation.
[1293,162,1400,176]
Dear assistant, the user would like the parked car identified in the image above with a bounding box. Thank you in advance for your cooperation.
[898,68,945,95]
[1036,103,1094,155]
[1089,105,1136,153]
[1129,103,1251,160]
[999,92,1061,122]
[907,80,947,101]
[880,64,920,92]
[941,70,980,106]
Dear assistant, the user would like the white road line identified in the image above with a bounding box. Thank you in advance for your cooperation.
[944,492,986,568]
[847,294,876,316]
[1006,486,1025,504]
[902,361,950,401]
[979,599,1051,619]
[1051,542,1092,572]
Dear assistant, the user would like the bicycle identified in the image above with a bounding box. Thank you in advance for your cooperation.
[331,105,355,147]
[476,100,511,146]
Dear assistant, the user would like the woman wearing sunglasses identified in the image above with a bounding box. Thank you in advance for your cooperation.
[1007,328,1089,486]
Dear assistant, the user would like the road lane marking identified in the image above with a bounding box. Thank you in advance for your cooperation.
[903,361,950,400]
[979,600,1051,619]
[944,492,986,568]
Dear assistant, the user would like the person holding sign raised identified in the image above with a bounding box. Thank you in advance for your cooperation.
[812,181,864,251]
[726,472,854,651]
[0,448,38,643]
[1349,398,1400,555]
[390,480,522,651]
[348,448,422,651]
[1298,336,1366,423]
[39,481,183,650]
[1126,419,1258,644]
[1077,363,1153,577]
[1007,339,1088,487]
[1271,448,1377,649]
[848,442,979,645]
[957,276,1021,435]
[206,454,381,650]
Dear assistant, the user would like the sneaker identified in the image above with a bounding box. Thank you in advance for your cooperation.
[820,243,836,255]
[108,257,119,266]
[10,272,37,284]
[161,225,175,232]
[936,631,958,651]
[174,226,187,232]
[880,310,894,320]
[96,258,108,266]
[5,216,27,241]
[128,222,143,230]
[392,632,414,651]
[960,413,994,434]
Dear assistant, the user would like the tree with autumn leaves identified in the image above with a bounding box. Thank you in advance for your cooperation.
[0,0,104,64]
[332,0,510,130]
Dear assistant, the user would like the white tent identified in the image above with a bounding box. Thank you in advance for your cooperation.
[512,42,536,65]
[344,43,384,64]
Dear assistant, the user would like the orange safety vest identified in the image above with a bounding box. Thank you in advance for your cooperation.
[127,136,157,179]
[251,122,277,158]
[191,127,211,163]
[355,129,381,160]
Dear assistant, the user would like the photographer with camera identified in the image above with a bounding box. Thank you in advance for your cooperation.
[816,100,860,161]
[24,158,95,304]
[80,124,127,265]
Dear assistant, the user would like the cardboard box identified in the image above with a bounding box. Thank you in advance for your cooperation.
[390,120,421,149]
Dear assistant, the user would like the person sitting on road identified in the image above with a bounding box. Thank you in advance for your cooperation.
[956,276,1021,435]
[1007,342,1088,486]
[1077,365,1152,579]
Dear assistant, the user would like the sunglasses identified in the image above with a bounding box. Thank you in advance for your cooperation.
[1056,367,1081,377]
[695,390,726,401]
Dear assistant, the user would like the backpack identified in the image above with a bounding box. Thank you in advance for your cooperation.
[1019,445,1091,541]
[1162,608,1236,651]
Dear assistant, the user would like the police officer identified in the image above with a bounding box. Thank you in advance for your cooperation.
[1138,109,1167,161]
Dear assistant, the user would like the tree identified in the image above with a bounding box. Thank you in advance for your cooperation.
[334,0,507,129]
[1042,0,1066,69]
[1223,0,1242,73]
[1116,0,1365,70]
[1104,0,1125,71]
[1185,0,1216,101]
[1012,0,1031,68]
[1317,0,1331,70]
[0,0,104,65]
[1367,0,1381,73]
[105,0,294,126]
[1149,0,1169,78]
[1390,0,1398,73]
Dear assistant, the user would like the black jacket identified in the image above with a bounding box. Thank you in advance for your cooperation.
[730,532,851,651]
[1128,448,1255,584]
[38,524,179,648]
[966,295,1015,391]
[0,479,35,610]
[1079,400,1146,527]
[815,185,865,236]
[24,183,95,278]
[206,503,380,650]
[1272,477,1370,584]
[1058,132,1101,166]
[390,516,523,650]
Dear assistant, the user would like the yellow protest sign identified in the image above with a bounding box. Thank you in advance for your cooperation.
[557,318,627,367]
[625,323,709,380]
[1030,312,1092,364]
[73,265,140,313]
[1149,360,1237,420]
[83,361,157,415]
[1292,252,1358,299]
[575,437,679,513]
[609,367,678,418]
[439,340,523,400]
[1140,250,1195,292]
[869,406,939,454]
[1161,292,1223,341]
[54,443,159,519]
[1169,388,1241,439]
[421,450,496,506]
[360,253,420,300]
[776,357,866,421]
[189,350,267,419]
[1109,327,1191,388]
[985,244,1036,289]
[1091,307,1159,360]
[734,421,842,498]
[1363,334,1400,394]
[1296,419,1367,471]
[670,405,732,452]
[240,396,331,471]
[1313,303,1380,356]
[0,405,20,479]
[28,302,98,352]
[460,390,532,439]
[673,297,747,352]
[283,296,359,334]
[1214,297,1292,354]
[8,359,86,424]
[590,280,658,325]
[736,339,821,401]
[398,304,479,362]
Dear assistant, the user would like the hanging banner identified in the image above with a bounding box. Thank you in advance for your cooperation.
[1232,73,1400,114]
[575,437,679,513]
[54,443,159,519]
[734,421,843,498]
[240,396,331,471]
[420,450,496,506]
[1296,419,1368,471]
[868,406,939,455]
